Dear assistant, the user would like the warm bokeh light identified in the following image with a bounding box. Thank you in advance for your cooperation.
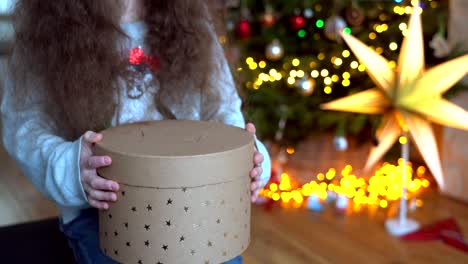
[260,162,431,209]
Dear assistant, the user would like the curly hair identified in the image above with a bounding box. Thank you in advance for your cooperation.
[10,0,224,140]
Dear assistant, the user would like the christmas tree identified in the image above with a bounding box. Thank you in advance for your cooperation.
[224,0,460,148]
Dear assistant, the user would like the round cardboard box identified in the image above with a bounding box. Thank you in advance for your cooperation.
[94,120,254,264]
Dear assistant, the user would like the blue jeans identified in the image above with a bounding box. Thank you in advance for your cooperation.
[60,208,242,264]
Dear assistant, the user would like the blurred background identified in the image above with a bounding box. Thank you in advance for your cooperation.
[1,0,468,263]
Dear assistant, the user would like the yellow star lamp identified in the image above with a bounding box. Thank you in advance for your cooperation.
[321,10,468,189]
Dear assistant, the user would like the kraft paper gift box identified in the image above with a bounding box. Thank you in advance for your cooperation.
[94,120,254,264]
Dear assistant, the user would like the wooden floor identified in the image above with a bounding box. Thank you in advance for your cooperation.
[1,144,468,263]
[243,196,468,264]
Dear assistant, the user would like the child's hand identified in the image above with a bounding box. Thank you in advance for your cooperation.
[246,123,264,202]
[80,131,120,210]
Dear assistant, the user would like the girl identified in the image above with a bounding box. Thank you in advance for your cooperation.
[1,0,271,263]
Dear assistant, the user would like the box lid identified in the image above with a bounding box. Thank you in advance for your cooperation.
[94,120,254,188]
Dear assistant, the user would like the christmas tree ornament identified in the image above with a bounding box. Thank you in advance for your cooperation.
[236,19,252,39]
[326,190,338,202]
[345,5,365,27]
[429,33,451,58]
[265,39,284,61]
[324,16,347,41]
[321,11,468,236]
[304,8,314,19]
[335,195,349,212]
[261,5,276,28]
[290,14,307,31]
[307,195,323,211]
[226,17,236,32]
[295,77,315,96]
[333,135,348,151]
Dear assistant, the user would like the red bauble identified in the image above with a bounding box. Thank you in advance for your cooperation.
[290,15,306,30]
[236,19,252,39]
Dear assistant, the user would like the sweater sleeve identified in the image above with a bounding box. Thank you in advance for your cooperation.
[212,38,272,189]
[1,65,88,208]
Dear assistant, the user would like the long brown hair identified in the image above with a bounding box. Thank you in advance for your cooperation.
[10,0,224,140]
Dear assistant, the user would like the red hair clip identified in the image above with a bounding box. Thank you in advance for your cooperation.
[129,47,160,73]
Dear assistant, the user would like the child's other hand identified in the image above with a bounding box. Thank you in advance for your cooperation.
[80,131,119,210]
[245,123,264,202]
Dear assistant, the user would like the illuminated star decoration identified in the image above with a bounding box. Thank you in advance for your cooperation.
[321,9,468,189]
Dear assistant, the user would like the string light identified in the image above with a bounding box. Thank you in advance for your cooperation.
[320,69,329,77]
[317,173,325,181]
[297,70,305,78]
[399,22,407,31]
[343,27,352,35]
[324,77,332,85]
[287,77,295,85]
[334,58,343,66]
[399,136,408,144]
[311,70,319,78]
[249,62,258,70]
[331,75,339,82]
[342,72,351,79]
[369,32,377,40]
[350,61,359,69]
[405,6,412,14]
[298,29,307,38]
[261,162,430,209]
[317,53,326,60]
[275,72,283,81]
[218,36,227,45]
[358,64,366,72]
[389,42,398,51]
[342,79,351,87]
[290,70,297,78]
[292,58,300,67]
[259,73,269,82]
[316,19,325,28]
[259,61,267,68]
[342,50,351,58]
[286,147,295,154]
[324,86,332,94]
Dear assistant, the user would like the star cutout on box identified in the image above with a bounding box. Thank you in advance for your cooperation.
[321,9,468,188]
